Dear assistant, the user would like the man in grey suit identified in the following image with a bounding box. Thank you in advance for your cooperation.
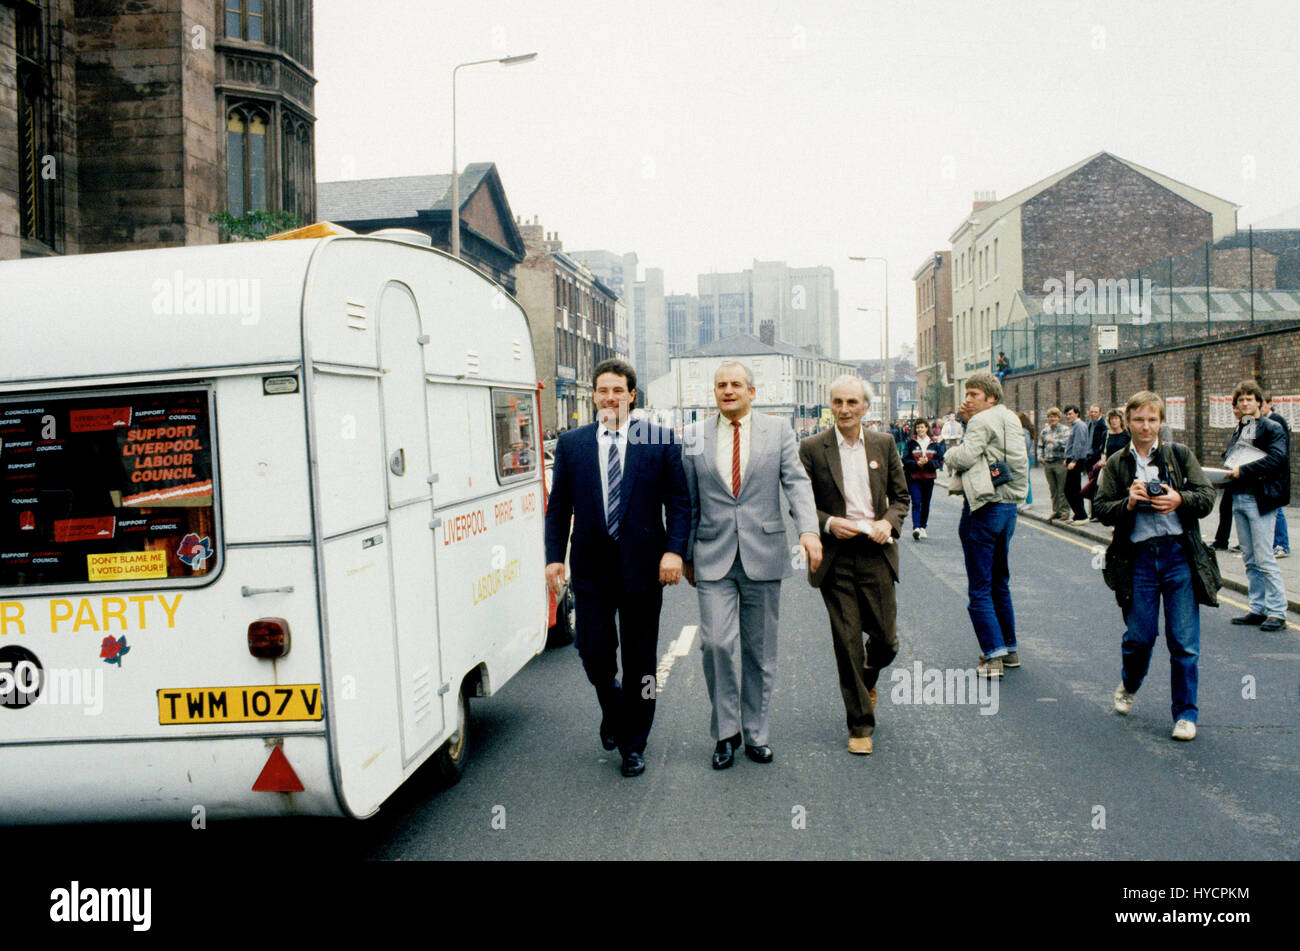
[683,362,822,769]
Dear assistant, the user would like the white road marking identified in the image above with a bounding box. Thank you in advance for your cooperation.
[655,625,697,692]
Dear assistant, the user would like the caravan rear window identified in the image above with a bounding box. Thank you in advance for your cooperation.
[492,389,538,482]
[0,387,221,590]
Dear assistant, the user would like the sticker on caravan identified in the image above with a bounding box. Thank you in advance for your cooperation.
[68,406,132,433]
[54,516,116,543]
[99,635,130,667]
[86,550,168,582]
[176,533,212,569]
[0,645,43,708]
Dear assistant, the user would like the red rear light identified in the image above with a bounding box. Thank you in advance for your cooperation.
[248,618,291,659]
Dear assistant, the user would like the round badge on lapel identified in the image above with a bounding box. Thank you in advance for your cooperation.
[869,460,879,469]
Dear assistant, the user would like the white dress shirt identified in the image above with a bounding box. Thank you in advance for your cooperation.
[826,425,874,532]
[598,417,631,516]
[716,411,752,493]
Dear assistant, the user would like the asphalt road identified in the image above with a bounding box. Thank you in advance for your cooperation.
[356,491,1299,860]
[11,491,1299,865]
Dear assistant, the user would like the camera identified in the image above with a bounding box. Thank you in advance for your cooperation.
[1137,480,1166,510]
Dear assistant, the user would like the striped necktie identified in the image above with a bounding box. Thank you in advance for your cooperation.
[606,431,622,539]
[731,420,742,497]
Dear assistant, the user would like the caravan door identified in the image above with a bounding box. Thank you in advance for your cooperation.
[377,281,444,763]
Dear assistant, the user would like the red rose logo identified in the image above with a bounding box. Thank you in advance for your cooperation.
[100,635,130,666]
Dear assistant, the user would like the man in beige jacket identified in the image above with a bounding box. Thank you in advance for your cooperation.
[942,371,1028,678]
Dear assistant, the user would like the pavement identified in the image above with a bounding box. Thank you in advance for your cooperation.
[1011,462,1300,614]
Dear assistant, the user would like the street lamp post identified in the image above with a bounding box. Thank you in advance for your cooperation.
[855,306,884,420]
[850,255,889,422]
[451,52,538,259]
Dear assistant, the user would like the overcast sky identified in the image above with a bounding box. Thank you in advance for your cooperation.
[314,0,1300,360]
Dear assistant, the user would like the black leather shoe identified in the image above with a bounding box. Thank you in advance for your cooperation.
[744,743,774,764]
[1231,612,1267,625]
[712,733,741,770]
[1260,616,1287,632]
[621,751,645,777]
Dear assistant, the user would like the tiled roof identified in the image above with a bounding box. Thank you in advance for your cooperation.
[315,163,494,222]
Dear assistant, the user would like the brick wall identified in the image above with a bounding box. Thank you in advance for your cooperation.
[1022,153,1214,292]
[1006,326,1300,486]
[1212,246,1277,290]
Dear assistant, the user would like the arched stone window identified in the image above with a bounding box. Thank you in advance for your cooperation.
[226,104,270,215]
[281,110,314,221]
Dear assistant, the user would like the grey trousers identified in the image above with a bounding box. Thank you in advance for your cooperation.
[1044,459,1070,519]
[697,553,782,745]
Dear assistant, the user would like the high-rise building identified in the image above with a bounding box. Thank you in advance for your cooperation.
[632,267,668,388]
[697,261,839,358]
[665,293,699,359]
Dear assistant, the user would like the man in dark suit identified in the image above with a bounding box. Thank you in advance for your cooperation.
[1086,403,1106,519]
[544,358,690,777]
[1222,379,1290,631]
[798,376,910,755]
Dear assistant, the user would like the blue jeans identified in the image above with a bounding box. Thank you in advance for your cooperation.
[1234,494,1288,618]
[908,479,934,529]
[1275,509,1289,553]
[1120,536,1199,723]
[957,502,1017,658]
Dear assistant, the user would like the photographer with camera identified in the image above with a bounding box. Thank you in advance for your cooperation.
[1093,391,1219,742]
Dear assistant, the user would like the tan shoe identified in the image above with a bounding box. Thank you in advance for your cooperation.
[868,686,877,711]
[848,735,873,755]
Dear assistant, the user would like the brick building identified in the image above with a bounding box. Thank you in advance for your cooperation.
[913,250,952,415]
[947,152,1237,403]
[2,0,316,260]
[513,215,619,431]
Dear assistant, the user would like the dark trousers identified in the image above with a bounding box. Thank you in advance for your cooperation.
[818,540,899,738]
[1213,489,1233,547]
[572,542,663,756]
[908,478,935,530]
[1064,460,1089,520]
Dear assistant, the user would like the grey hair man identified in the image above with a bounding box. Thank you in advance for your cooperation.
[799,374,910,754]
[683,361,822,769]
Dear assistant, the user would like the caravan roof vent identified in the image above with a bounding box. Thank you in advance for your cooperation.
[368,228,434,248]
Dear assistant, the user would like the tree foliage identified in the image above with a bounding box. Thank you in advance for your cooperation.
[209,209,302,240]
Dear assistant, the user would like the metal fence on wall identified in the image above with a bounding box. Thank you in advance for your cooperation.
[994,229,1300,374]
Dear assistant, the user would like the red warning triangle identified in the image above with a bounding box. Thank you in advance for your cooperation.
[252,745,305,792]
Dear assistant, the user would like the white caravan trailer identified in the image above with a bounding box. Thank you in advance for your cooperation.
[0,233,548,821]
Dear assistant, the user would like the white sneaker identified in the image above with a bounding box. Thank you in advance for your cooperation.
[912,528,921,540]
[1113,684,1136,715]
[1172,719,1197,741]
[918,527,928,539]
[1274,546,1289,558]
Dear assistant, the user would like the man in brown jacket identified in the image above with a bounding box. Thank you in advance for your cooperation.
[799,377,910,754]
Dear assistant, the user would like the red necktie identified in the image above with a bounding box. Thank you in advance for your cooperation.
[731,420,742,497]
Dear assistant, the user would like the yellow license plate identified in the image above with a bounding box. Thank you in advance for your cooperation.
[158,684,323,725]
